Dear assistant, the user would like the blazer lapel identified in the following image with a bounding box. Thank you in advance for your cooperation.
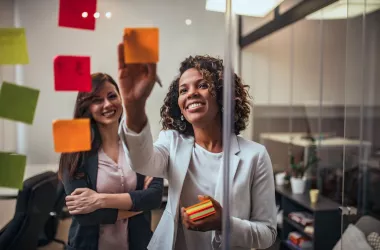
[170,136,194,215]
[214,134,241,204]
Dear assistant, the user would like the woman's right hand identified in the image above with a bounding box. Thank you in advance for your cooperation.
[117,42,157,107]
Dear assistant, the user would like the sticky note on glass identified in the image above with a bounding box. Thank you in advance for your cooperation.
[184,199,216,221]
[54,55,91,92]
[0,82,40,124]
[0,28,29,65]
[58,0,97,30]
[123,28,159,64]
[53,119,91,153]
[0,152,27,189]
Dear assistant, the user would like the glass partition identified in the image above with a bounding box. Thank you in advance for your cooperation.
[241,1,380,249]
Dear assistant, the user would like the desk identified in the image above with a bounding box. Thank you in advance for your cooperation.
[0,164,58,199]
[260,132,372,165]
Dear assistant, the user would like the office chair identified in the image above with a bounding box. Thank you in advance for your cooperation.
[38,180,67,247]
[0,171,58,250]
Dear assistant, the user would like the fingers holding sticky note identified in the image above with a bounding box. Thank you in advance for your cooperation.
[123,28,159,64]
[0,82,40,124]
[53,119,91,153]
[184,199,216,221]
[0,152,27,190]
[54,56,91,92]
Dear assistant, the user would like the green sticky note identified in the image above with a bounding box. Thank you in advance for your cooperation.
[0,28,29,65]
[0,152,27,189]
[0,81,40,124]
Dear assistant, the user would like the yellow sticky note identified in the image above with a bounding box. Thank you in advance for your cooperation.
[52,119,91,153]
[124,28,159,64]
[0,28,29,65]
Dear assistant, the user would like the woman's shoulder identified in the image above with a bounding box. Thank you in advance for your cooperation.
[236,135,268,156]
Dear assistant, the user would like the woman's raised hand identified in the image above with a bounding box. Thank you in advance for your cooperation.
[117,43,157,106]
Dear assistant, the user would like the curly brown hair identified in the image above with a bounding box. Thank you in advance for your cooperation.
[160,55,251,136]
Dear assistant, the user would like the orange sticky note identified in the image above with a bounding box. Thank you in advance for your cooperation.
[123,28,159,64]
[53,119,91,153]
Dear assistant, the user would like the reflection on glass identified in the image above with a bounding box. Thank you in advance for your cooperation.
[241,0,380,248]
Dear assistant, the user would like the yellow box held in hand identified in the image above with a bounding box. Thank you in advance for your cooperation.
[184,199,216,221]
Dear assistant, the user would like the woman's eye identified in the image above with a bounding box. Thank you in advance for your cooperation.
[199,82,208,89]
[179,88,187,94]
[108,94,117,99]
[92,98,102,104]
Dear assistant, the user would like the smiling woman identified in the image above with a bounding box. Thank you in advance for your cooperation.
[160,55,251,137]
[118,49,277,250]
[58,73,163,250]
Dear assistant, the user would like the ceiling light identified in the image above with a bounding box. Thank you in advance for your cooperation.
[105,12,112,19]
[94,12,100,19]
[185,19,192,25]
[306,0,380,20]
[82,12,88,18]
[206,0,284,17]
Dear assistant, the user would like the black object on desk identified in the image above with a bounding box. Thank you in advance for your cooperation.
[275,185,341,250]
[0,171,58,250]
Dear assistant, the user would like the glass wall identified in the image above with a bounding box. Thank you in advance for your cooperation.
[241,1,380,249]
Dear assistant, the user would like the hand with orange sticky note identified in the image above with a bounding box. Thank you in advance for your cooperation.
[118,28,162,133]
[53,119,91,153]
[181,195,222,232]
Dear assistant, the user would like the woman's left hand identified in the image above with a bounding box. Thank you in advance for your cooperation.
[181,195,222,232]
[65,188,101,215]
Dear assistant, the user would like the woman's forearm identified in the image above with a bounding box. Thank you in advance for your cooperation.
[98,193,133,210]
[124,101,147,133]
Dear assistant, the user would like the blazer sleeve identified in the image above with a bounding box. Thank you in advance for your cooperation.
[61,167,118,226]
[119,117,170,179]
[128,176,164,212]
[212,148,277,249]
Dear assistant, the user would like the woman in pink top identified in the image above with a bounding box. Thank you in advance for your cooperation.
[59,73,163,250]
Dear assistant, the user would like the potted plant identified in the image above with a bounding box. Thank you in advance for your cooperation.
[289,143,319,194]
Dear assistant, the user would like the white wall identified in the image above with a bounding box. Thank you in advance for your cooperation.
[13,0,233,164]
[241,13,380,107]
[0,0,17,152]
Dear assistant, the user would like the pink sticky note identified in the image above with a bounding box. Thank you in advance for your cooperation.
[58,0,97,30]
[54,56,91,92]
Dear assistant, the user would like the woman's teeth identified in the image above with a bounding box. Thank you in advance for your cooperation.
[188,103,203,110]
[102,110,116,117]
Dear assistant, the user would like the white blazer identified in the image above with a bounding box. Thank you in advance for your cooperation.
[119,120,277,250]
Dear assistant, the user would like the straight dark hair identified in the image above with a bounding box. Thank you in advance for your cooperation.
[58,73,120,180]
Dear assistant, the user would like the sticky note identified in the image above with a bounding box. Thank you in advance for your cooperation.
[58,0,97,30]
[0,82,40,124]
[184,199,216,221]
[124,28,159,64]
[53,119,91,153]
[54,55,91,92]
[0,28,29,65]
[0,152,27,189]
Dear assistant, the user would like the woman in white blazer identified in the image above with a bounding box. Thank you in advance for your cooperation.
[117,42,277,250]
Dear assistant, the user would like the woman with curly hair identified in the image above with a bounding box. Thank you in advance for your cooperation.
[117,42,277,249]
